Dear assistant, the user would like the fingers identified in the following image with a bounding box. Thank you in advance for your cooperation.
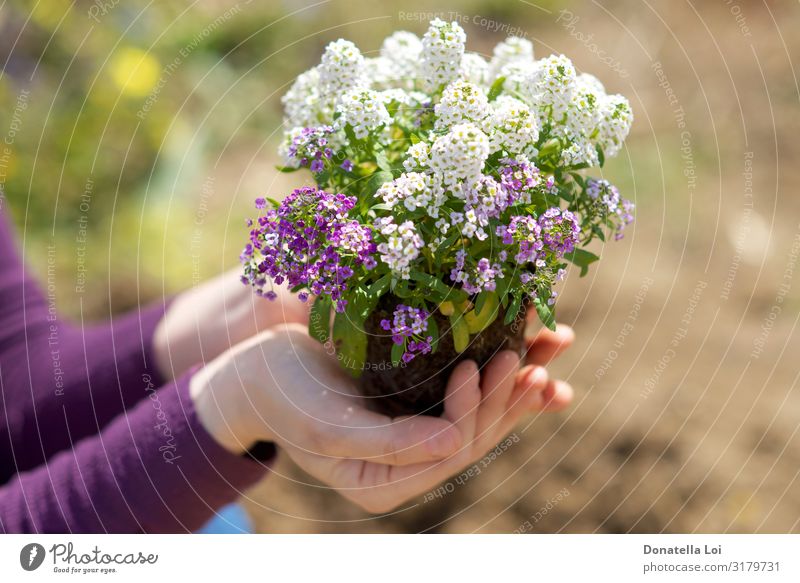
[320,409,463,466]
[314,359,483,467]
[498,366,574,437]
[368,360,483,502]
[525,323,575,366]
[475,350,520,440]
[382,359,482,482]
[509,365,550,414]
[497,365,549,437]
[530,378,574,413]
[441,359,482,448]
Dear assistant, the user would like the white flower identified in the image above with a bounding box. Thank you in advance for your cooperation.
[489,36,534,80]
[487,95,539,154]
[403,141,431,173]
[597,94,633,157]
[566,75,603,136]
[282,68,324,128]
[525,54,577,125]
[498,59,539,97]
[434,80,490,130]
[379,89,413,106]
[560,139,599,167]
[318,39,366,102]
[429,123,490,187]
[577,72,605,94]
[380,31,423,88]
[364,56,395,90]
[560,75,604,166]
[337,88,391,140]
[375,218,424,279]
[419,19,466,92]
[377,172,430,210]
[459,52,490,87]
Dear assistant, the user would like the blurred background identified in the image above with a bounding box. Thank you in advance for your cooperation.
[1,0,798,532]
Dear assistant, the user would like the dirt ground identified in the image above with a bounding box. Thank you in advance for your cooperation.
[241,0,800,533]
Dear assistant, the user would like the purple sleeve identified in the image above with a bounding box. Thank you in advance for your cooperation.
[0,209,169,476]
[0,371,272,533]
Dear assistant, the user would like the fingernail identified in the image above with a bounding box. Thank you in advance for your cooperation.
[427,426,460,457]
[528,366,548,386]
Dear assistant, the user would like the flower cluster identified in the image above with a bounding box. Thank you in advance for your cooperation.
[241,187,375,312]
[337,88,391,140]
[586,178,635,239]
[434,80,489,129]
[242,20,636,369]
[489,95,539,154]
[373,217,424,280]
[537,208,580,257]
[280,125,336,171]
[420,18,466,91]
[381,304,433,363]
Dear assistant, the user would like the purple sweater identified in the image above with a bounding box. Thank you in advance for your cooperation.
[0,210,271,532]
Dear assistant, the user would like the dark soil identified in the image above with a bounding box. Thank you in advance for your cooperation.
[358,296,526,417]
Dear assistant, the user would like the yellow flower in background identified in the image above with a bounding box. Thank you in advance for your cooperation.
[110,47,160,98]
[30,0,71,29]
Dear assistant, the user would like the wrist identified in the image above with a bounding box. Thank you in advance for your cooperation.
[188,339,275,454]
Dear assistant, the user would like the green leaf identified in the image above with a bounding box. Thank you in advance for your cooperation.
[427,316,440,353]
[474,290,489,314]
[393,280,413,298]
[592,224,606,242]
[488,76,506,101]
[494,274,512,302]
[332,308,367,377]
[375,149,392,173]
[368,274,391,298]
[391,342,405,367]
[504,295,522,325]
[437,230,461,251]
[569,172,586,189]
[465,292,499,333]
[344,123,360,145]
[308,296,331,344]
[410,270,451,298]
[596,145,606,167]
[410,133,421,145]
[370,202,395,212]
[533,297,557,331]
[275,165,299,173]
[564,248,600,277]
[450,314,470,353]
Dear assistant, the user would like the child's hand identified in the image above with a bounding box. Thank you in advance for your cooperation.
[189,323,574,514]
[154,269,308,381]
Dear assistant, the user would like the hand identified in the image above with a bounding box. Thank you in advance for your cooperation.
[189,321,574,514]
[153,269,308,381]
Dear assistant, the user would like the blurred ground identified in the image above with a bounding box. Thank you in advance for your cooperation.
[2,0,799,532]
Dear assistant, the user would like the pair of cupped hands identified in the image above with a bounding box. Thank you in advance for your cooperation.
[153,270,574,514]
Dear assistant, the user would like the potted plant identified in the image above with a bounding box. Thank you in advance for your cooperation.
[241,19,634,416]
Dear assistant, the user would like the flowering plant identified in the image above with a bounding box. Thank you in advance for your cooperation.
[241,20,634,413]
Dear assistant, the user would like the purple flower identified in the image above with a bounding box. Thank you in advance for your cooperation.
[240,186,376,312]
[537,207,580,257]
[498,157,541,206]
[499,215,543,265]
[340,159,354,172]
[285,126,338,173]
[384,304,432,363]
[255,197,267,209]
